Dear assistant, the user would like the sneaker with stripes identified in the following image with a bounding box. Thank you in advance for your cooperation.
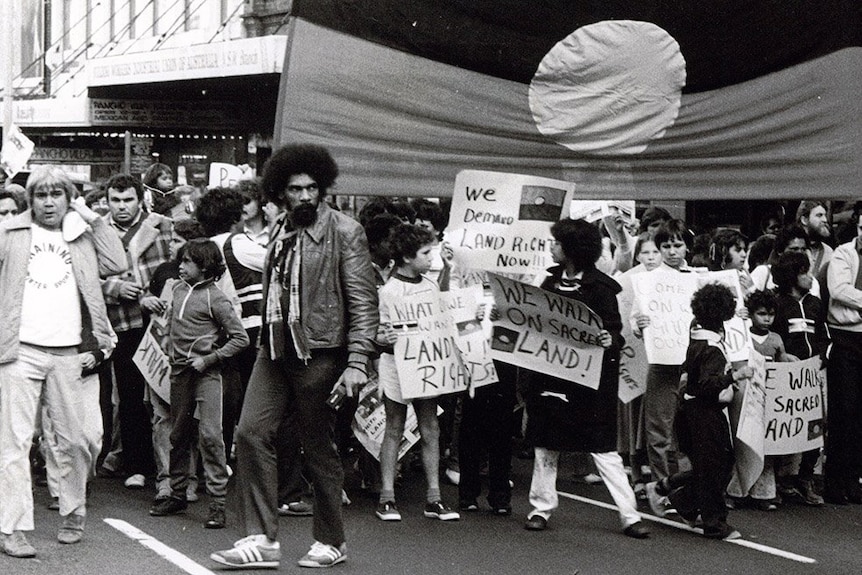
[210,535,280,569]
[297,541,347,568]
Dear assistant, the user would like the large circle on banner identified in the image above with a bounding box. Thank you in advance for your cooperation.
[529,20,686,156]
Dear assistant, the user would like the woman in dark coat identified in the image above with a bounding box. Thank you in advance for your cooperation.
[523,218,648,539]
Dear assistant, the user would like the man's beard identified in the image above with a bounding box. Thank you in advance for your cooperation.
[290,203,318,228]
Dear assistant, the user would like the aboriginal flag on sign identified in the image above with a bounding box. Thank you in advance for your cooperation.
[275,0,862,200]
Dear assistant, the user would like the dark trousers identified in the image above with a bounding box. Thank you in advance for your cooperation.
[825,330,862,498]
[276,406,308,504]
[113,327,155,476]
[669,401,734,532]
[224,326,260,462]
[458,362,517,508]
[236,348,346,545]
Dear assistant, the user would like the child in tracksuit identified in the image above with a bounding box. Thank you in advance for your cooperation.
[647,283,752,540]
[149,239,249,529]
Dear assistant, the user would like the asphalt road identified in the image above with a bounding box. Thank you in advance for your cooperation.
[4,454,859,575]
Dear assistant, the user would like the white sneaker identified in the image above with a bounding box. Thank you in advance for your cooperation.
[211,535,280,569]
[297,541,346,568]
[124,474,145,489]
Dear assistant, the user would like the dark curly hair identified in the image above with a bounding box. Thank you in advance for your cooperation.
[173,217,206,242]
[261,144,338,205]
[691,283,737,331]
[181,238,226,281]
[388,223,437,263]
[745,289,778,316]
[195,187,244,236]
[105,173,144,201]
[550,218,602,270]
[772,251,810,295]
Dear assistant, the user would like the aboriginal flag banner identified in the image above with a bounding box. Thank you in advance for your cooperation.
[275,0,862,199]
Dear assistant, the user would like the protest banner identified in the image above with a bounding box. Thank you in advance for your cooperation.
[352,374,421,461]
[615,268,649,403]
[133,317,171,404]
[487,273,605,389]
[763,356,825,455]
[700,269,752,362]
[445,284,498,390]
[631,269,698,365]
[444,170,575,275]
[729,350,768,495]
[390,289,470,399]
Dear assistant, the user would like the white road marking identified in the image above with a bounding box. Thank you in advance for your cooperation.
[104,518,219,575]
[556,490,817,564]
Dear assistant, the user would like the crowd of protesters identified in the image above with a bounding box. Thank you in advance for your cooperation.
[0,147,860,568]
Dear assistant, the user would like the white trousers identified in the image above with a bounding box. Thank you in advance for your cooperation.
[528,447,641,528]
[0,345,95,533]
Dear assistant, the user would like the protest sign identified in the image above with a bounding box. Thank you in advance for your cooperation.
[1,124,35,177]
[729,350,768,495]
[569,199,635,225]
[487,273,605,389]
[133,317,171,404]
[631,270,698,365]
[445,285,498,390]
[390,289,470,399]
[763,356,825,455]
[615,268,649,403]
[444,170,575,275]
[352,374,420,461]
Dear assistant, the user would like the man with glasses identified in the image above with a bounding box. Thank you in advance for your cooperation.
[0,167,125,557]
[211,145,378,570]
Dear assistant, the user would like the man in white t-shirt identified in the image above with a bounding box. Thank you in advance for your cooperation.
[0,167,125,558]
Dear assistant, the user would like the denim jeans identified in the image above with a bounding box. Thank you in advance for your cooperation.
[236,348,346,545]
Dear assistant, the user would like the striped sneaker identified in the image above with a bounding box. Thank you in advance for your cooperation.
[297,541,347,568]
[210,535,280,569]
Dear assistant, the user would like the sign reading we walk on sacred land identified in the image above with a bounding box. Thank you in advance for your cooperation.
[488,274,605,389]
[444,170,576,275]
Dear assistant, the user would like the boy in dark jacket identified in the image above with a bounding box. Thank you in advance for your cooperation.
[647,283,753,540]
[149,239,249,528]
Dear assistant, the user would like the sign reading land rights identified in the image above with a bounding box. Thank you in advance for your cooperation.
[444,170,576,275]
[488,274,605,389]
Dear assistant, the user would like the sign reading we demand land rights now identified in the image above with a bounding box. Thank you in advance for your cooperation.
[444,170,576,275]
[488,274,605,389]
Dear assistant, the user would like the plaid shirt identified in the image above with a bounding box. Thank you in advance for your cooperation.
[101,211,173,333]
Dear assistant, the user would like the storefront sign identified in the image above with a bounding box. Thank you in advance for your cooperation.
[90,99,244,129]
[87,36,286,86]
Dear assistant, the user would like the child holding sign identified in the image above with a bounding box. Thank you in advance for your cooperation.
[523,219,648,539]
[375,224,459,522]
[647,283,752,540]
[772,251,829,506]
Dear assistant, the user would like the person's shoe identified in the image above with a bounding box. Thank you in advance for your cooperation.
[204,503,226,529]
[2,530,36,557]
[58,513,86,544]
[375,501,402,521]
[210,534,280,569]
[47,497,60,510]
[459,500,479,512]
[573,472,603,485]
[149,495,187,516]
[797,479,825,506]
[124,474,145,489]
[492,505,512,516]
[752,498,778,511]
[524,515,547,531]
[623,521,650,539]
[297,541,347,568]
[645,481,674,517]
[703,524,742,540]
[278,500,313,516]
[423,501,460,521]
[444,468,461,486]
